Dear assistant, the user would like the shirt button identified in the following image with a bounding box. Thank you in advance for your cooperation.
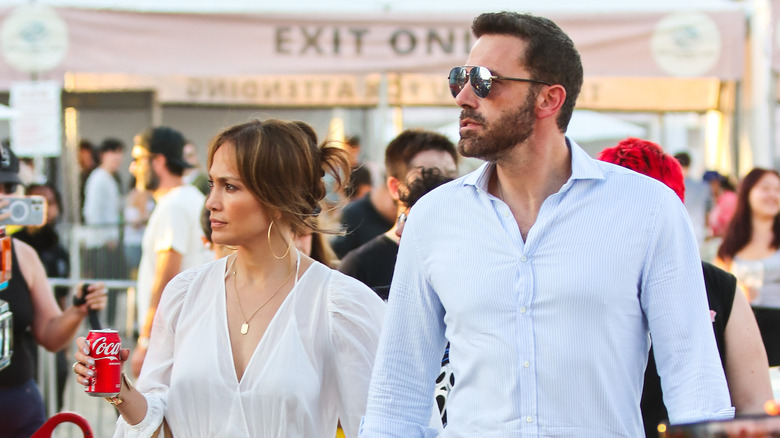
[520,306,527,314]
[524,361,530,368]
[526,416,533,423]
[520,255,527,262]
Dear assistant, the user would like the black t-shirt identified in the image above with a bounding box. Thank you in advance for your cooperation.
[641,261,736,437]
[331,196,394,259]
[0,243,37,387]
[338,234,398,301]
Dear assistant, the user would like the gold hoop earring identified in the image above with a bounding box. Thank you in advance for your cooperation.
[267,219,292,260]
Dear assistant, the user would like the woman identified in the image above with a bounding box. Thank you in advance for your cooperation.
[0,148,107,438]
[598,139,772,435]
[717,167,780,367]
[72,119,385,437]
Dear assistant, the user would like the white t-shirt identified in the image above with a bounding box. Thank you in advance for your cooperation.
[83,167,122,247]
[116,257,385,438]
[136,185,210,329]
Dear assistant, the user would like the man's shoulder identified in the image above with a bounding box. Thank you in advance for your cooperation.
[342,235,397,265]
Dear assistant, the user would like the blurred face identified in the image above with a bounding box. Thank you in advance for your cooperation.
[206,142,272,247]
[101,149,124,173]
[29,186,59,225]
[749,172,780,220]
[130,144,159,192]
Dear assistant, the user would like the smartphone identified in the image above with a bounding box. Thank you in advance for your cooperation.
[0,195,46,226]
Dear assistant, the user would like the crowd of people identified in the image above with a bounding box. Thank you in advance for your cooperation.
[1,9,779,438]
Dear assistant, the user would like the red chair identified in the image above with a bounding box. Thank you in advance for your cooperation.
[31,412,93,438]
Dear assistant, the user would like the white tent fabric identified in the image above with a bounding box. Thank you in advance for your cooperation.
[0,0,744,14]
[0,1,747,89]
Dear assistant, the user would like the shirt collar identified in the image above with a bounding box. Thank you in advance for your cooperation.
[463,137,605,191]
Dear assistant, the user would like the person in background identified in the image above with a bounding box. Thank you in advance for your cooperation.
[598,138,772,436]
[78,139,98,218]
[705,170,738,240]
[12,183,71,411]
[360,12,733,437]
[72,119,384,437]
[183,141,210,196]
[83,138,125,326]
[717,168,780,368]
[123,176,155,280]
[0,144,107,438]
[673,152,711,248]
[128,126,211,377]
[339,129,459,300]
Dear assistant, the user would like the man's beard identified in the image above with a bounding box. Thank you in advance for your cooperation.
[458,90,537,163]
[142,165,160,192]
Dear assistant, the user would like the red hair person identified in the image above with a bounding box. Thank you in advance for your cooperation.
[598,138,771,433]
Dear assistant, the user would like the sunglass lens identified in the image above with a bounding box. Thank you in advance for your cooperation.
[448,67,467,98]
[470,66,492,98]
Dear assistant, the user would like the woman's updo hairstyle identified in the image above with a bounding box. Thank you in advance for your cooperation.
[207,119,350,235]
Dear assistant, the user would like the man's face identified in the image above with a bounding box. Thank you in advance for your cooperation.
[102,149,124,173]
[454,35,540,162]
[130,144,159,192]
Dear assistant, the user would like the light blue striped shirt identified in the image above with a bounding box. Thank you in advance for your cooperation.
[360,141,734,437]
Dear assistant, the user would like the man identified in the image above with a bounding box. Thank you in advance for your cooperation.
[82,138,125,281]
[674,151,711,248]
[360,12,733,437]
[339,129,458,300]
[330,172,397,259]
[129,126,210,376]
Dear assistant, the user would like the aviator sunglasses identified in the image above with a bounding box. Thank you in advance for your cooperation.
[448,66,552,98]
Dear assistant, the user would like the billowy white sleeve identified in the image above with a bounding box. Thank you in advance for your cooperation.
[112,268,194,438]
[328,273,386,438]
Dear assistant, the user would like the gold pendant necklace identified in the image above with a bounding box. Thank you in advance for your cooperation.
[232,257,295,335]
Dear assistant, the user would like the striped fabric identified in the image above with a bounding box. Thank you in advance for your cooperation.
[360,141,734,438]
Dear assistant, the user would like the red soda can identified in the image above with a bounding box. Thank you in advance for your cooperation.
[85,329,122,397]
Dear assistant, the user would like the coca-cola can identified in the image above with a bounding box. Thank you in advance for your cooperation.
[85,329,122,397]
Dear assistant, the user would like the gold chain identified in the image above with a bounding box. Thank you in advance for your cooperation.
[232,256,295,335]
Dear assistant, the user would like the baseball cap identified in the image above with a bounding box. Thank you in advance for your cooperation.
[0,144,22,186]
[703,170,723,183]
[137,127,192,169]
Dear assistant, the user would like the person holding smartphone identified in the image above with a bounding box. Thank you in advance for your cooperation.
[0,143,107,438]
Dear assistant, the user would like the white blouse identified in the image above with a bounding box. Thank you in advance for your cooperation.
[114,256,385,438]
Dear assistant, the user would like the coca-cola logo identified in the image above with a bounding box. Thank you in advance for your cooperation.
[92,336,121,358]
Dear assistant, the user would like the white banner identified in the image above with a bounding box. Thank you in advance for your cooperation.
[10,81,62,157]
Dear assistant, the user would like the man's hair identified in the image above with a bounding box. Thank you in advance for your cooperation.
[399,167,453,208]
[673,152,691,168]
[384,130,458,180]
[99,138,124,154]
[472,12,583,132]
[345,135,361,149]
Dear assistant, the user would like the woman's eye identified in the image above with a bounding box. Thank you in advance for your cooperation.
[207,180,214,188]
[225,184,236,191]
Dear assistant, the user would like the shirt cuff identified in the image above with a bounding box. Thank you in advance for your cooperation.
[115,392,165,438]
[359,416,440,438]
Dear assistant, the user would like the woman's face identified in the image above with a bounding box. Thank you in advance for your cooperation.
[749,172,780,220]
[206,142,271,247]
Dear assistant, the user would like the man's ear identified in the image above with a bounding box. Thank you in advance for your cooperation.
[387,176,402,201]
[536,84,566,121]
